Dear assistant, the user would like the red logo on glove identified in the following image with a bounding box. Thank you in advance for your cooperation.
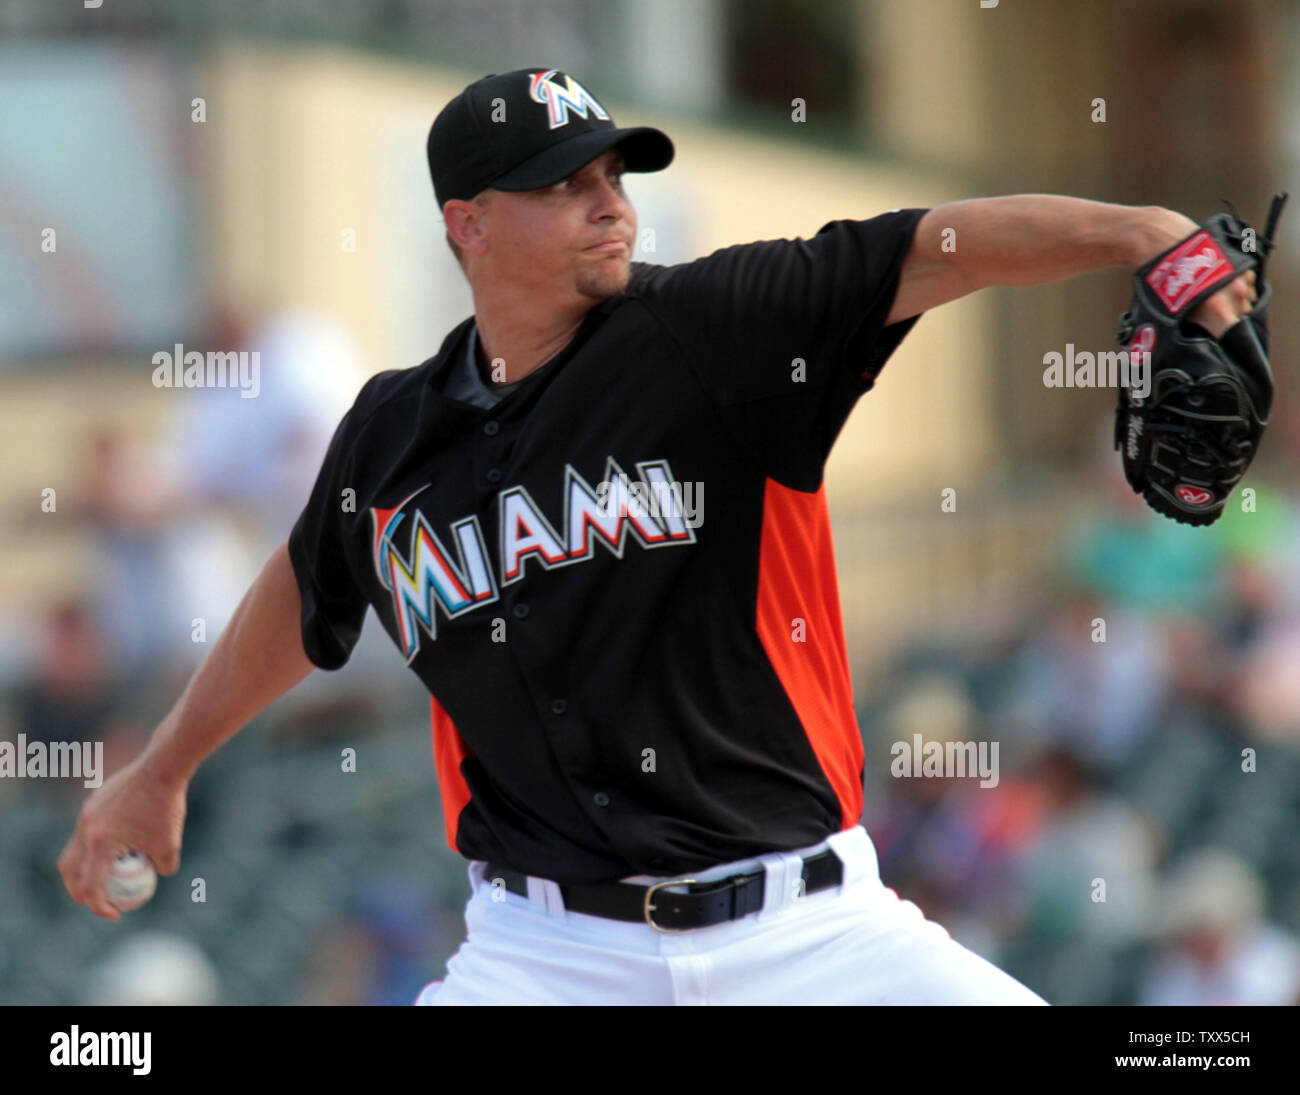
[1176,485,1214,507]
[1129,324,1157,368]
[1146,231,1236,314]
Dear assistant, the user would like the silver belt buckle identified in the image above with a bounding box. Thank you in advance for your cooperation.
[643,877,698,933]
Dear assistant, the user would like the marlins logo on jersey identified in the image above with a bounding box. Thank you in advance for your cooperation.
[371,456,696,662]
[528,69,610,129]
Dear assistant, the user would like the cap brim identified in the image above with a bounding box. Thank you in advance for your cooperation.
[490,127,674,192]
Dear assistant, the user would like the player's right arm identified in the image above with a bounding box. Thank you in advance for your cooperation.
[58,538,314,921]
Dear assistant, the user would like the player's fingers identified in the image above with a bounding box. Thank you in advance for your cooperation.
[151,845,181,876]
[76,828,125,922]
[56,835,85,902]
[141,805,184,876]
[1226,273,1255,311]
[81,876,123,922]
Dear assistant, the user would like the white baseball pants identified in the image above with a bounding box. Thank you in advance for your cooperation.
[414,824,1048,1005]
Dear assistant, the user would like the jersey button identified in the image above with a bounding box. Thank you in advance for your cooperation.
[485,467,502,484]
[550,699,567,715]
[592,792,610,807]
[483,420,500,436]
[512,603,529,619]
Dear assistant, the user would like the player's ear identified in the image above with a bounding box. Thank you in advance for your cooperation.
[443,193,490,258]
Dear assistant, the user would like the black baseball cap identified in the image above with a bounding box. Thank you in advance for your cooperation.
[427,68,674,209]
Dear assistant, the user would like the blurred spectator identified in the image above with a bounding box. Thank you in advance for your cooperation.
[1067,443,1226,615]
[1138,848,1300,1006]
[1218,556,1278,651]
[77,427,188,675]
[1014,745,1159,946]
[867,674,1038,943]
[167,307,363,555]
[297,880,463,1006]
[1234,623,1300,743]
[85,931,221,1005]
[1155,611,1236,724]
[9,600,121,748]
[1007,589,1167,768]
[1222,541,1300,745]
[131,307,368,660]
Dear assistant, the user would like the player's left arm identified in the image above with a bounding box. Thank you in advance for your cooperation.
[885,196,1255,335]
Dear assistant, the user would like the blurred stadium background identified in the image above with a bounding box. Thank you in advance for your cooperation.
[3,0,1300,1005]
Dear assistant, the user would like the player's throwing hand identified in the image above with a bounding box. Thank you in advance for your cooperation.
[57,752,187,922]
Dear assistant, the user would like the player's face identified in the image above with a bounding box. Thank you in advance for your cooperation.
[486,149,637,303]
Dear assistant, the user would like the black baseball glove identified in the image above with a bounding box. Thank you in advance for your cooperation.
[1114,193,1288,526]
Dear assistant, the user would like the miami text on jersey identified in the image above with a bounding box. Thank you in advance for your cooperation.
[371,456,697,662]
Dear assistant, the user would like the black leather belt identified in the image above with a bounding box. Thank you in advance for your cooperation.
[483,848,844,933]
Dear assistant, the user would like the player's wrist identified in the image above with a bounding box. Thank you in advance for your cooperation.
[1130,206,1199,267]
[137,726,199,789]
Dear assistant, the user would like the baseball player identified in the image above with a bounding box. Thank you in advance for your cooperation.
[58,67,1265,1005]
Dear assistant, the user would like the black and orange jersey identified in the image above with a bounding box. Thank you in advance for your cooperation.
[287,209,928,884]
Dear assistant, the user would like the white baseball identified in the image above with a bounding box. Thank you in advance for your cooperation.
[105,853,158,912]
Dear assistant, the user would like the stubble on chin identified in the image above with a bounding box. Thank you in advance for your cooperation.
[575,256,631,302]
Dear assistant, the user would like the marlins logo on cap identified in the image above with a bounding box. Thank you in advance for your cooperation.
[529,69,610,129]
